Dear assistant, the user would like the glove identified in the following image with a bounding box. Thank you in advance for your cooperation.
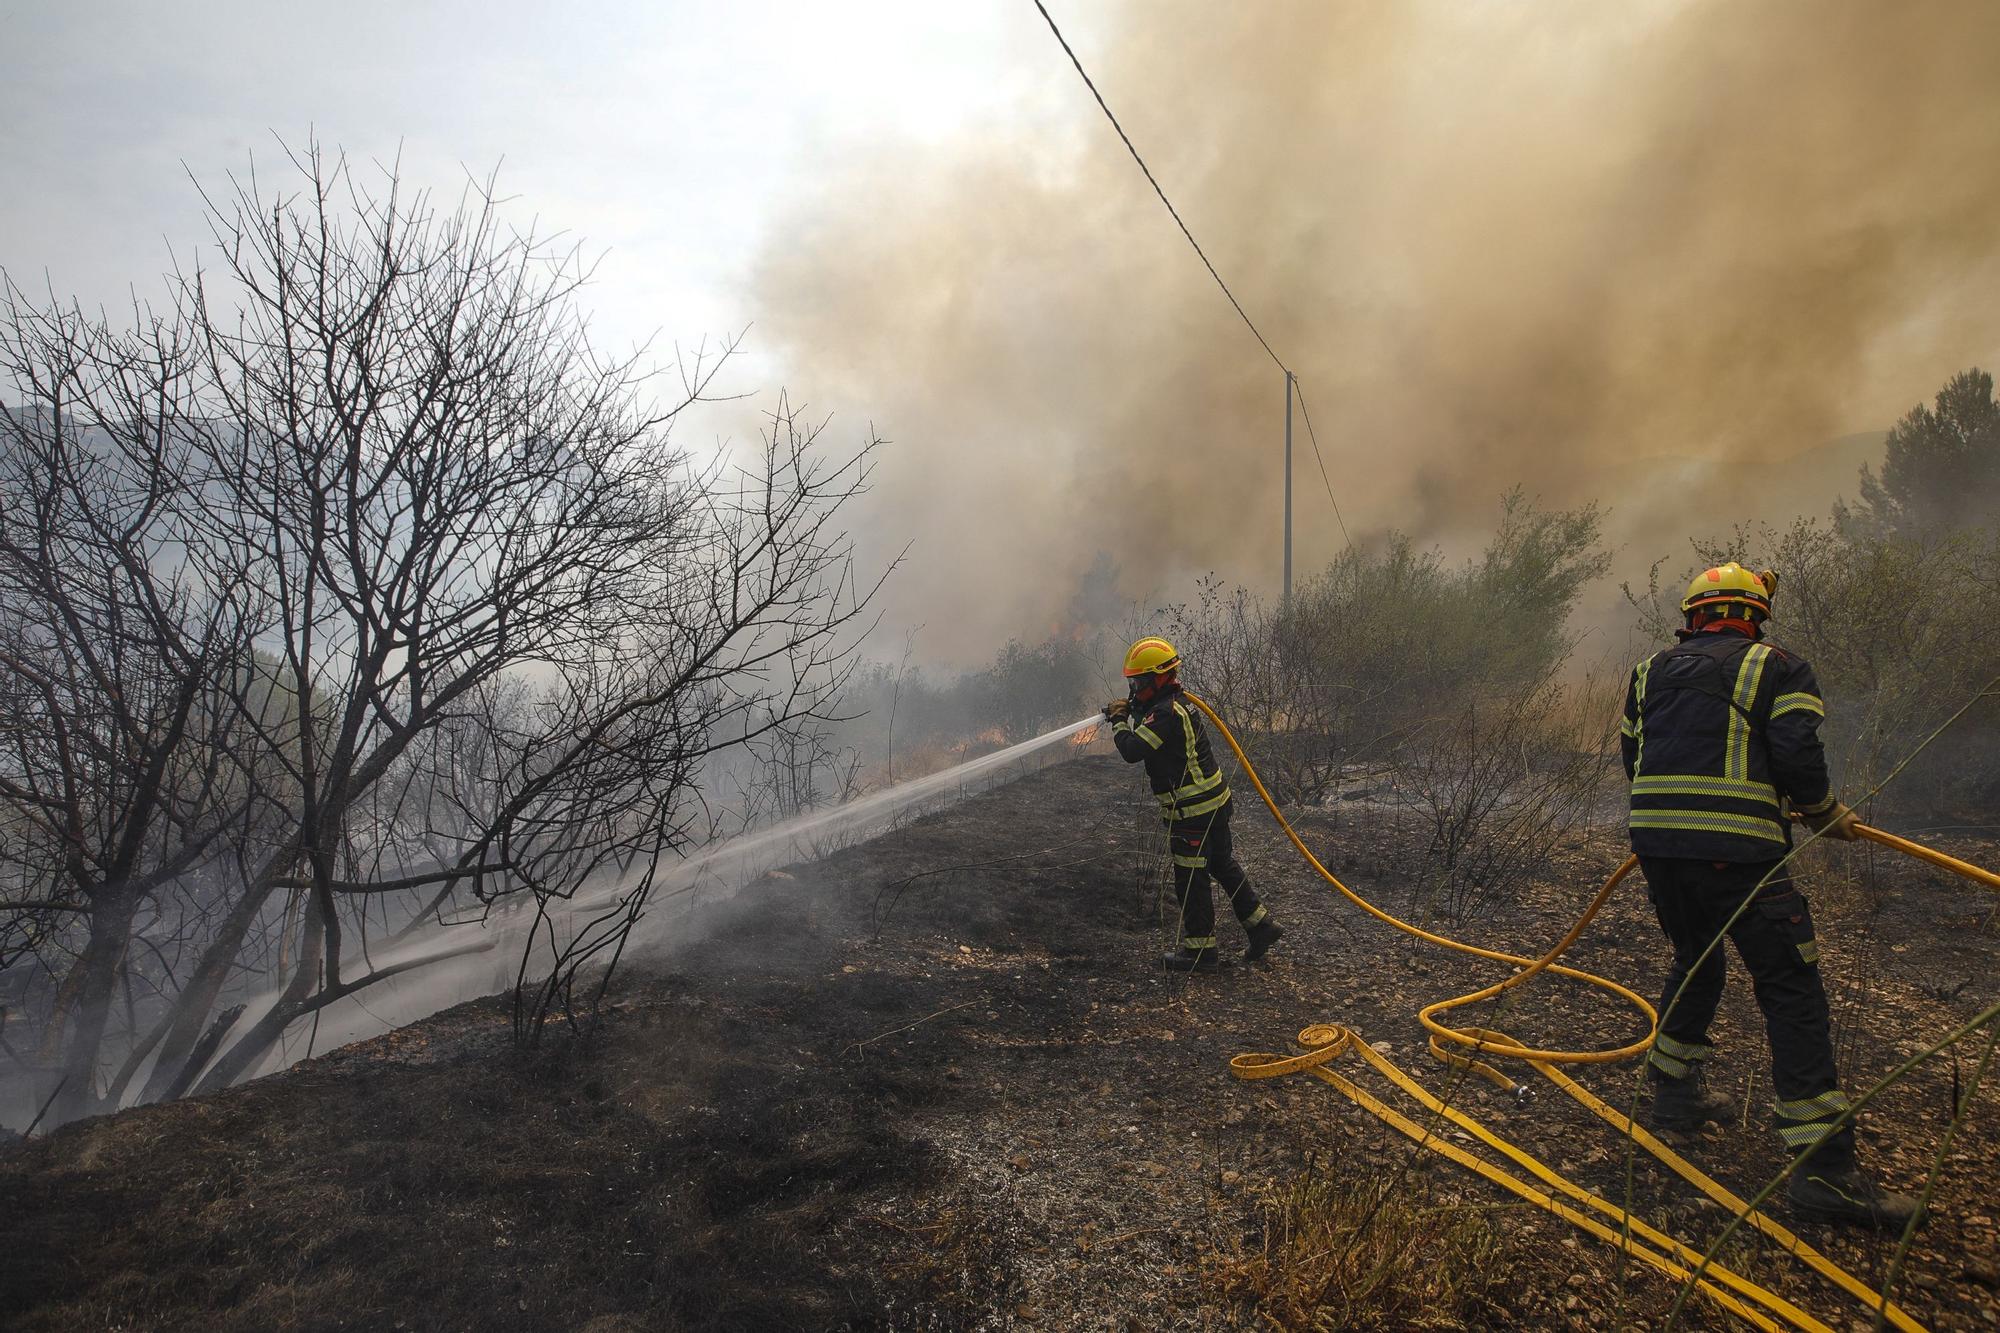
[1103,698,1130,722]
[1802,800,1860,841]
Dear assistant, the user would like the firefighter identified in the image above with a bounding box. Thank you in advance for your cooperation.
[1621,562,1917,1228]
[1106,637,1283,972]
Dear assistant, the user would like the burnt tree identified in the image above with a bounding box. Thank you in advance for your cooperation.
[0,140,880,1125]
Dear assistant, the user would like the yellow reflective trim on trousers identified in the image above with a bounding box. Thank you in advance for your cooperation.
[1778,1121,1838,1147]
[1631,774,1778,805]
[1181,936,1217,949]
[1173,853,1207,869]
[1771,691,1824,719]
[1629,809,1787,842]
[1726,644,1772,780]
[1653,1032,1714,1061]
[1648,1050,1689,1077]
[1776,1090,1851,1121]
[1244,904,1268,927]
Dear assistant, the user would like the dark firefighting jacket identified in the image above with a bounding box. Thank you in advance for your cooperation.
[1620,627,1839,862]
[1112,686,1233,824]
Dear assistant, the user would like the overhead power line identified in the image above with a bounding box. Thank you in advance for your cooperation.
[1029,0,1352,553]
[1290,381,1354,553]
[1029,0,1285,375]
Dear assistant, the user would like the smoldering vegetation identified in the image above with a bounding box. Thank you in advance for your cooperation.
[752,0,2000,658]
[3,5,1997,1167]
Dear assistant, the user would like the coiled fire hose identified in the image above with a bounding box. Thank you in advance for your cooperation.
[1177,690,2000,1333]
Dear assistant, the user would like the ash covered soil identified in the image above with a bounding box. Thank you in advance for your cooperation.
[4,753,1999,1331]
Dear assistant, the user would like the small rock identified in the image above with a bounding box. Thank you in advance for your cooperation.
[1221,1170,1242,1186]
[1015,1305,1042,1323]
[1008,1154,1031,1171]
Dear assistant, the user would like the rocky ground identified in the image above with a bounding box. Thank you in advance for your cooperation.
[4,752,1998,1330]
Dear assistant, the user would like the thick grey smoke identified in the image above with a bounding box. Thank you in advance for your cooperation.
[753,1,2000,660]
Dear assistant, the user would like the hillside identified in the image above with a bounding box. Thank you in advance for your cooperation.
[3,755,1997,1330]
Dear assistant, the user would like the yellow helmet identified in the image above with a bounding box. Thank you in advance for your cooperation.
[1122,636,1181,678]
[1681,562,1776,618]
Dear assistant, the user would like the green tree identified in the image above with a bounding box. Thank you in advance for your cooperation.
[1842,368,2000,538]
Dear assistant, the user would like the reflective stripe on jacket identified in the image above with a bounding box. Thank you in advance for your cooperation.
[1112,688,1232,823]
[1620,628,1836,861]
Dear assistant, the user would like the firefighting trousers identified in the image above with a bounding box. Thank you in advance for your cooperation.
[1640,856,1855,1164]
[1168,805,1267,951]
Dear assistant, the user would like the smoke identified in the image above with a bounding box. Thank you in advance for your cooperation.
[752,0,2000,659]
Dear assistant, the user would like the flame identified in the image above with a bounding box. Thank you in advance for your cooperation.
[1070,724,1102,747]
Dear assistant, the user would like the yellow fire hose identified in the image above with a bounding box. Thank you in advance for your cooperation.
[1177,691,1996,1333]
[1859,825,2000,892]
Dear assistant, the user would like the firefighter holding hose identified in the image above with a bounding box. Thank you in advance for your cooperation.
[1623,562,1918,1228]
[1107,637,1283,972]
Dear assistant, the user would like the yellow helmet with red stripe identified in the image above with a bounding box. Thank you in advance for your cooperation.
[1681,562,1776,619]
[1122,636,1181,678]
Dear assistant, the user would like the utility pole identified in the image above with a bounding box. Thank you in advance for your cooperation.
[1283,370,1294,611]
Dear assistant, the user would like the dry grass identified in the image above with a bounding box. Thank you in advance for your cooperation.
[1203,1167,1523,1331]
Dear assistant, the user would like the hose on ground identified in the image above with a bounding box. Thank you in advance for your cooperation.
[1181,690,1956,1333]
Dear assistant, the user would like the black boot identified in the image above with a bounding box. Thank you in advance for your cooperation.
[1646,1065,1734,1133]
[1244,918,1284,962]
[1160,946,1223,973]
[1788,1160,1921,1229]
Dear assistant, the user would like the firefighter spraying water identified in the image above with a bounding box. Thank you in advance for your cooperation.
[1105,636,1284,972]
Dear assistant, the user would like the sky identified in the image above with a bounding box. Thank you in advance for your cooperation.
[6,1,1999,665]
[0,1,1074,365]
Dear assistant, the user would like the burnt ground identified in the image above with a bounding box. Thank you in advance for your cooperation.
[3,752,1999,1331]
